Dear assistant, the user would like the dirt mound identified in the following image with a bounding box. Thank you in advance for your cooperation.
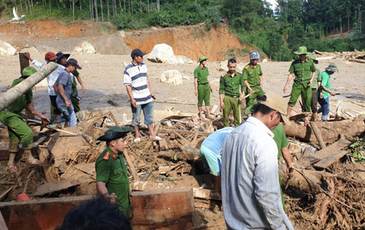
[91,32,131,55]
[0,20,258,60]
[0,20,115,42]
[124,24,256,62]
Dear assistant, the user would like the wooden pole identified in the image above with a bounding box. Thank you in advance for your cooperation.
[0,62,58,112]
[123,149,140,182]
[18,52,29,75]
[310,121,326,149]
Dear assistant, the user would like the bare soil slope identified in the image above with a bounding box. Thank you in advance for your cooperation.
[0,20,256,61]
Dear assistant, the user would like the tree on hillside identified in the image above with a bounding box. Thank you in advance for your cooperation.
[221,0,264,31]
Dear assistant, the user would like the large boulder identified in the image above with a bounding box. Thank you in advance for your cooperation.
[160,70,182,86]
[148,43,184,64]
[74,41,96,54]
[0,41,16,56]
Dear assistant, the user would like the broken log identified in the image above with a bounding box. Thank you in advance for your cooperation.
[310,122,326,149]
[34,180,81,197]
[159,128,211,136]
[131,188,194,230]
[279,165,334,193]
[284,116,365,143]
[38,147,57,183]
[181,145,202,161]
[158,146,201,161]
[0,62,58,111]
[193,188,221,201]
[123,149,139,182]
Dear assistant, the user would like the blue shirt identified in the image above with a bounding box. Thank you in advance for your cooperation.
[56,69,73,107]
[201,127,234,155]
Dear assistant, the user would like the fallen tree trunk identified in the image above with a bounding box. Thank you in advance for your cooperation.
[0,62,58,111]
[284,116,365,143]
[279,164,334,193]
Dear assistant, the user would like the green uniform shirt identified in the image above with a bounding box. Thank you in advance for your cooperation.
[194,65,209,84]
[7,78,32,113]
[95,147,130,217]
[320,71,331,99]
[272,124,289,159]
[243,63,263,87]
[72,70,79,88]
[219,71,245,96]
[289,58,316,85]
[311,68,321,89]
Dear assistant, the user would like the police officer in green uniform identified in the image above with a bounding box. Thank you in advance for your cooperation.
[0,67,50,174]
[194,55,213,121]
[219,58,246,127]
[70,70,86,113]
[95,126,133,218]
[308,55,321,121]
[243,50,265,116]
[272,123,294,212]
[283,46,316,119]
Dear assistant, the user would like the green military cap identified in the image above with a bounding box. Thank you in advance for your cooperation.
[199,55,207,62]
[97,126,133,141]
[325,63,339,73]
[308,55,318,64]
[22,67,37,77]
[294,46,310,55]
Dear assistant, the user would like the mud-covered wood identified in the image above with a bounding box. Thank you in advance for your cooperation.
[131,188,194,230]
[34,180,81,196]
[284,117,365,142]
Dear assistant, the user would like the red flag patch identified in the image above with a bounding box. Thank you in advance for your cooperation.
[112,153,117,160]
[103,152,110,160]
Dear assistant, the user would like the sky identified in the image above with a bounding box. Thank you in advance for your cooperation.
[266,0,278,10]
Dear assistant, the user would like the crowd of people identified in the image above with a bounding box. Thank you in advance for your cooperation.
[196,46,339,229]
[1,46,339,229]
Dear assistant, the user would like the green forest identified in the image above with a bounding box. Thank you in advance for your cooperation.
[2,0,365,61]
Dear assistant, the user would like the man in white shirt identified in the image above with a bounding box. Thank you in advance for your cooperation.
[25,52,64,118]
[221,93,294,230]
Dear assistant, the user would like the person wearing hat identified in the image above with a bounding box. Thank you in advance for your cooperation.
[194,55,213,121]
[221,93,293,230]
[243,50,265,117]
[24,52,65,119]
[283,46,317,120]
[124,48,161,142]
[55,58,82,127]
[95,126,133,217]
[318,63,339,121]
[308,55,322,121]
[0,67,50,175]
[219,58,246,127]
[56,52,86,114]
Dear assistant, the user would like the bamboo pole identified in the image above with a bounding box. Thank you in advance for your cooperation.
[0,62,57,112]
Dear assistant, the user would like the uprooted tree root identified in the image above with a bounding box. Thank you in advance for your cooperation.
[286,161,365,229]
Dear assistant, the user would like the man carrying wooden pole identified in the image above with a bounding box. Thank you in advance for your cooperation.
[0,66,54,175]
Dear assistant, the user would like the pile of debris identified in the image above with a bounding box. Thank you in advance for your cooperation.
[1,109,365,229]
[314,49,365,63]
